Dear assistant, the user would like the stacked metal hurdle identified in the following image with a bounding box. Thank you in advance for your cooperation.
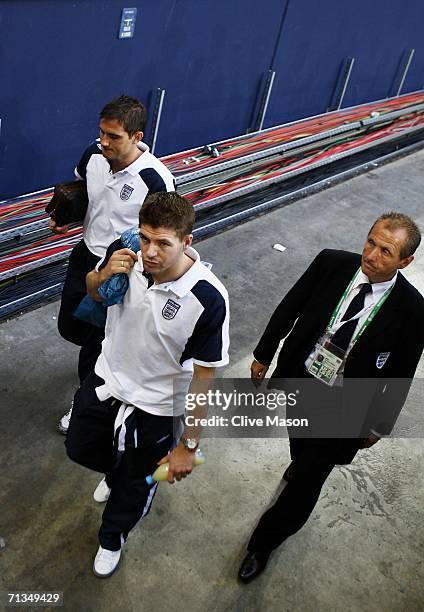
[1,90,424,321]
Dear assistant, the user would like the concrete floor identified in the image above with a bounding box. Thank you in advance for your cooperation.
[1,149,424,612]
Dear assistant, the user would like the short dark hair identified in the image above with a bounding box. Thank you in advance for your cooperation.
[139,192,195,240]
[100,95,147,135]
[371,212,421,258]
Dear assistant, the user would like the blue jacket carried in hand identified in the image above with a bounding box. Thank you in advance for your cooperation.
[73,227,139,328]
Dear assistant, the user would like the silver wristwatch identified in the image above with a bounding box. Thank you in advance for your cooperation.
[181,437,199,452]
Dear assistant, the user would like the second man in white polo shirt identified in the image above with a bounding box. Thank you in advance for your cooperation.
[65,192,230,578]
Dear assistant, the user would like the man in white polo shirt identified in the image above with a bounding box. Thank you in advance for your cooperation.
[66,192,229,578]
[48,95,175,434]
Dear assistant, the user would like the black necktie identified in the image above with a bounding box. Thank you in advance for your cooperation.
[331,283,372,351]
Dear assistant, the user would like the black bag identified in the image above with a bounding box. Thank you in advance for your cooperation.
[45,180,89,226]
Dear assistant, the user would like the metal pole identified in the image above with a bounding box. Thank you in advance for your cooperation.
[256,70,276,131]
[150,88,166,154]
[335,57,355,110]
[396,49,415,96]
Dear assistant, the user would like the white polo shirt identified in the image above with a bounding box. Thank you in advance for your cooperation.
[337,269,398,326]
[75,141,175,258]
[94,247,230,416]
[305,268,398,370]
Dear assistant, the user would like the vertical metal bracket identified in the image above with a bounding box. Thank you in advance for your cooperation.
[328,57,355,112]
[149,88,166,154]
[255,70,276,132]
[394,49,415,97]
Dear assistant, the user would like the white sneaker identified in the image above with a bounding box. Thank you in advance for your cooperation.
[93,477,111,503]
[93,546,121,578]
[57,402,73,435]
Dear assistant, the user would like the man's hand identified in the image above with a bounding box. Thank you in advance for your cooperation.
[86,248,137,300]
[158,443,196,484]
[251,359,269,388]
[359,434,381,449]
[102,248,137,278]
[158,363,214,484]
[48,218,70,234]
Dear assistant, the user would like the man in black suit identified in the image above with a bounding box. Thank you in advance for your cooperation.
[238,211,424,583]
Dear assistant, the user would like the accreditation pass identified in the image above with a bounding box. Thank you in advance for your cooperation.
[307,339,344,386]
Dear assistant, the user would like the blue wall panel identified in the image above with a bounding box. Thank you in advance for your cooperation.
[0,0,282,199]
[144,0,284,157]
[265,0,424,128]
[0,0,160,197]
[0,0,423,199]
[144,0,281,158]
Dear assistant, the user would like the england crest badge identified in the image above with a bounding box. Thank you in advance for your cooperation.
[162,299,181,320]
[376,352,390,369]
[120,184,134,200]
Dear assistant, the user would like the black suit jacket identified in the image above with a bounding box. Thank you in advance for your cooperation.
[254,250,424,462]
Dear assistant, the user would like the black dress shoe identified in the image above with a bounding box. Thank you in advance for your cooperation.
[238,551,271,583]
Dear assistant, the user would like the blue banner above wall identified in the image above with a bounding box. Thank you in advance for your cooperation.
[0,0,423,200]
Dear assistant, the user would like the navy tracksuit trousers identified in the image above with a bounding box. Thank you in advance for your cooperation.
[58,240,104,382]
[66,372,178,551]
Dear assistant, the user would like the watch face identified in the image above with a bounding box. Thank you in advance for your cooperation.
[184,438,197,450]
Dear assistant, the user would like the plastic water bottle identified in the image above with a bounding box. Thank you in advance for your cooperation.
[145,449,205,485]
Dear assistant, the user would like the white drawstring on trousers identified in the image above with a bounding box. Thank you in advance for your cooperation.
[113,403,136,452]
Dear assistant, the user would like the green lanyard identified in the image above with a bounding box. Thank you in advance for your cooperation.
[326,269,394,350]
